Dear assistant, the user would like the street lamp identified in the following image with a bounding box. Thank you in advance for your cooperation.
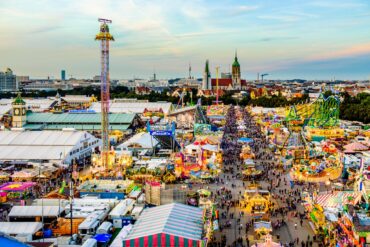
[38,163,45,242]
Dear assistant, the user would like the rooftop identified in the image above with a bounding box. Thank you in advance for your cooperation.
[90,101,172,115]
[0,222,42,236]
[124,203,204,241]
[26,112,136,124]
[0,130,98,161]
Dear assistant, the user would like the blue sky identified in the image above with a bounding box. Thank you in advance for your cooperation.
[1,0,370,80]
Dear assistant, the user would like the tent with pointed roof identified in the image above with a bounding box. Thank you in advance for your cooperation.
[122,203,206,247]
[344,142,369,153]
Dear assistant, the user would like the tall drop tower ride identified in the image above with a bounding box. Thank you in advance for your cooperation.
[95,18,114,169]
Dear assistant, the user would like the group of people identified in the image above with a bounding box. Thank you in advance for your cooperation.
[208,106,321,247]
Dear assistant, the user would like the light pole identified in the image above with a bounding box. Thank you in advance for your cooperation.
[70,175,73,238]
[38,162,44,242]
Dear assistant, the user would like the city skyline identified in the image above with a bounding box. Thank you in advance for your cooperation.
[1,0,370,80]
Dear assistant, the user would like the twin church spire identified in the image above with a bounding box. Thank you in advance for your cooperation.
[202,50,242,90]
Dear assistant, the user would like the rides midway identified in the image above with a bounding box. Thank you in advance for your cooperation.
[282,93,343,182]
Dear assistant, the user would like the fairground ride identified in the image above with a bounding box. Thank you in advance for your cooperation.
[95,18,114,170]
[282,94,343,182]
[281,93,341,152]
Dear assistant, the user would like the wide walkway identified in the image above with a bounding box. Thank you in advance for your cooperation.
[206,108,318,247]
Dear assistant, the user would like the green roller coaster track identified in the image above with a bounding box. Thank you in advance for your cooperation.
[286,93,340,128]
[281,93,340,152]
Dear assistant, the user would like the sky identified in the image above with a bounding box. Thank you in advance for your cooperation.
[1,0,370,80]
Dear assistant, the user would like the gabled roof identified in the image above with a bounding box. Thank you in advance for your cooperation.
[344,142,369,152]
[9,206,64,217]
[211,78,247,87]
[0,130,99,160]
[26,112,136,124]
[0,222,42,236]
[124,203,204,241]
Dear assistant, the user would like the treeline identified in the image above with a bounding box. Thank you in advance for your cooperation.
[2,86,369,123]
[0,86,307,107]
[340,92,370,124]
[249,93,309,107]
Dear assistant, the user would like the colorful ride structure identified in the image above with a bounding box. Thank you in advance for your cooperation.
[286,93,343,141]
[95,18,115,172]
[279,93,343,182]
[142,108,164,118]
[241,189,272,215]
[289,151,342,183]
[174,140,222,180]
[126,162,176,183]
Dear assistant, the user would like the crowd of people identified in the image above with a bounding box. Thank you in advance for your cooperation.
[207,106,322,247]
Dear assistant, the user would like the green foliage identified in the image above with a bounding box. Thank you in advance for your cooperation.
[340,92,370,123]
[249,93,308,108]
[3,85,367,123]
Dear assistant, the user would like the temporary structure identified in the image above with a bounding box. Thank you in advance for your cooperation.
[122,203,206,247]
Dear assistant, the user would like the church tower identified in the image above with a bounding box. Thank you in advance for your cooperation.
[202,60,211,90]
[12,93,26,128]
[232,51,241,89]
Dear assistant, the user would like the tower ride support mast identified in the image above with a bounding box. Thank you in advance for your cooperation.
[95,18,114,169]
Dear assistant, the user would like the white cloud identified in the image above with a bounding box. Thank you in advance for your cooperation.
[309,1,366,9]
[258,15,300,22]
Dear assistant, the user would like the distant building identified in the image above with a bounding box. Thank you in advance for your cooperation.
[22,81,72,91]
[16,76,30,85]
[232,51,241,89]
[200,52,247,91]
[221,72,232,79]
[93,75,101,81]
[0,68,17,92]
[61,69,66,81]
[11,94,27,128]
[135,86,151,95]
[202,60,211,90]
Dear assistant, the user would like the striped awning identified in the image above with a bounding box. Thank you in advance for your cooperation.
[122,233,206,247]
[315,191,362,208]
[122,203,207,247]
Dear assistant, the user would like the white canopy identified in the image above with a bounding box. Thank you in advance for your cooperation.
[110,224,133,247]
[118,132,158,149]
[109,199,135,218]
[90,101,172,115]
[0,130,98,161]
[0,222,42,235]
[9,206,63,217]
[185,144,201,151]
[202,144,219,152]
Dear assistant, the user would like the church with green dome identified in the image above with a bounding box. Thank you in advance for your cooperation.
[232,51,241,89]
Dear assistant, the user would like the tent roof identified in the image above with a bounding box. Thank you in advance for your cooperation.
[90,101,172,115]
[202,144,219,152]
[9,206,63,217]
[0,130,88,146]
[26,112,136,124]
[118,132,158,149]
[0,130,97,161]
[315,191,362,208]
[344,142,369,152]
[0,222,42,235]
[124,203,204,241]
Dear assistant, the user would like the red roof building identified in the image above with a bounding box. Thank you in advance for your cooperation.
[210,78,248,90]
